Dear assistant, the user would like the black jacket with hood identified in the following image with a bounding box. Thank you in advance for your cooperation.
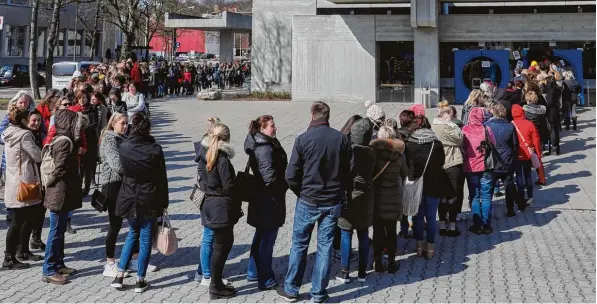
[523,104,549,143]
[370,138,408,221]
[244,131,288,230]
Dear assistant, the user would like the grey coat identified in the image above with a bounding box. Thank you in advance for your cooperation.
[99,130,123,185]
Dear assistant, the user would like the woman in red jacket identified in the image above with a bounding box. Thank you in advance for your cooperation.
[511,104,541,206]
[37,89,61,132]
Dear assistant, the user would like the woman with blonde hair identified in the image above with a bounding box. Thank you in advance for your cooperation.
[461,89,482,125]
[197,122,240,299]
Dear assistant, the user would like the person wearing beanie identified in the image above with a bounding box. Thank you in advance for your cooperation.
[350,101,385,144]
[409,104,425,117]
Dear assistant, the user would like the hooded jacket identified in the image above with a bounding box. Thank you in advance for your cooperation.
[512,105,542,161]
[405,129,452,198]
[431,118,464,169]
[462,107,496,173]
[2,125,42,208]
[44,110,85,212]
[562,79,580,106]
[370,138,407,221]
[116,133,168,219]
[99,130,124,185]
[484,117,518,173]
[244,131,288,230]
[197,136,241,229]
[523,104,549,143]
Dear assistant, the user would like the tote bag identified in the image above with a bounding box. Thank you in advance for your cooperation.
[402,141,434,217]
[154,210,178,256]
[512,122,541,169]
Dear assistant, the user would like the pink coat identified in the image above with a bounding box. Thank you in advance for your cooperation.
[462,107,495,173]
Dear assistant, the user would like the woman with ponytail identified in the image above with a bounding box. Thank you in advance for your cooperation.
[197,122,239,300]
[243,115,288,290]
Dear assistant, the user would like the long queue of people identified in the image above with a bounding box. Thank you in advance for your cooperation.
[0,60,578,302]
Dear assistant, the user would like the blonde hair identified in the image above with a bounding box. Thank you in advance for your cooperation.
[525,91,539,104]
[206,117,221,136]
[206,123,230,172]
[99,112,128,144]
[437,100,452,117]
[465,89,482,106]
[377,126,396,140]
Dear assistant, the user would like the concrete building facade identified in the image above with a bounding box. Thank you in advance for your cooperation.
[0,1,106,66]
[251,0,596,104]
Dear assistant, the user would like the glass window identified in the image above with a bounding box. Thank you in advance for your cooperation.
[5,25,26,57]
[52,63,77,76]
[67,29,81,56]
[8,0,29,5]
[37,28,46,57]
[53,31,64,57]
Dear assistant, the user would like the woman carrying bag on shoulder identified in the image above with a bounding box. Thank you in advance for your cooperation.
[197,122,241,300]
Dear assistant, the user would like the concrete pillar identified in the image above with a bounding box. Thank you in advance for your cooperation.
[219,30,234,63]
[413,27,439,106]
[23,26,31,58]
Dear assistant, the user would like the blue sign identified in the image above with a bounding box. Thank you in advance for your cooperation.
[175,42,180,49]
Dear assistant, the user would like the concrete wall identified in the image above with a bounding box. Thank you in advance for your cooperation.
[439,13,596,42]
[292,15,376,103]
[375,15,413,41]
[251,0,316,93]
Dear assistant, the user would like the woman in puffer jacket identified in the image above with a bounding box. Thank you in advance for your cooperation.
[370,126,407,273]
[431,102,464,237]
[462,107,496,235]
[244,115,288,290]
[523,91,547,185]
[512,105,542,206]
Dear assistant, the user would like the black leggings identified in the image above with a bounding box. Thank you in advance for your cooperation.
[211,227,234,288]
[439,165,464,223]
[6,205,36,255]
[31,203,46,241]
[373,220,397,260]
[104,182,123,259]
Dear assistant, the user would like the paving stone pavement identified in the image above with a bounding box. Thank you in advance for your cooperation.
[0,98,595,303]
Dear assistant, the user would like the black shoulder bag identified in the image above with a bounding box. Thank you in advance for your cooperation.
[478,127,502,171]
[236,155,256,203]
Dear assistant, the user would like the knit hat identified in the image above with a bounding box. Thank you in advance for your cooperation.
[72,70,82,79]
[409,104,425,116]
[365,100,385,122]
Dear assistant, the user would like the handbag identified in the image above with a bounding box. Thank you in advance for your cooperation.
[512,122,541,169]
[402,141,434,217]
[16,141,42,202]
[153,210,178,256]
[236,157,255,203]
[478,127,502,171]
[190,183,205,211]
[91,189,108,212]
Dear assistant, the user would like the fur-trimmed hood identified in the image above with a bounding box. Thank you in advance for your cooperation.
[370,138,405,161]
[523,104,546,115]
[54,109,88,142]
[201,135,235,159]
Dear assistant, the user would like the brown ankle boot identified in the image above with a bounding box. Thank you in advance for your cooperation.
[425,243,435,260]
[416,241,426,257]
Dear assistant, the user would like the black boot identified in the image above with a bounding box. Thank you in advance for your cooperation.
[2,253,30,270]
[374,256,385,273]
[209,244,236,299]
[30,238,46,251]
[66,220,77,234]
[573,118,577,131]
[16,245,43,261]
[209,283,236,300]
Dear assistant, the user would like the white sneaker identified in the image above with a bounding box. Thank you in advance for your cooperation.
[200,276,229,287]
[103,263,131,278]
[130,259,158,273]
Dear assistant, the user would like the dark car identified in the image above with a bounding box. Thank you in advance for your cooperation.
[0,64,45,87]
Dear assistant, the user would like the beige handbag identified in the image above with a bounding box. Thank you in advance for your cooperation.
[154,210,178,256]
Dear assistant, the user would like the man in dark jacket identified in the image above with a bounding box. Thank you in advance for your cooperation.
[42,109,86,285]
[279,101,351,303]
[485,104,528,217]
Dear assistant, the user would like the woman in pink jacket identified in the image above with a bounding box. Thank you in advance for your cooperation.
[462,107,496,235]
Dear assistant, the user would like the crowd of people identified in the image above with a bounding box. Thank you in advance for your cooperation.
[0,53,581,302]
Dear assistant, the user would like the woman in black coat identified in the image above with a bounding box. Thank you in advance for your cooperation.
[243,115,288,290]
[111,113,168,294]
[197,122,240,299]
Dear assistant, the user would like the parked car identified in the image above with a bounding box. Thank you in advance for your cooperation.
[0,64,45,87]
[51,61,101,89]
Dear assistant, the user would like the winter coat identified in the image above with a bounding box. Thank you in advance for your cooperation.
[108,100,128,117]
[345,144,376,230]
[244,132,288,230]
[80,104,100,164]
[350,118,373,146]
[286,120,352,206]
[36,104,53,132]
[497,98,513,121]
[122,92,146,119]
[44,110,85,212]
[431,118,464,169]
[523,104,549,143]
[99,130,123,185]
[370,138,407,221]
[484,117,518,173]
[405,129,452,198]
[545,85,563,124]
[462,107,496,173]
[116,134,168,219]
[2,125,42,208]
[93,104,109,138]
[562,79,581,106]
[504,88,524,106]
[512,105,542,161]
[197,136,241,229]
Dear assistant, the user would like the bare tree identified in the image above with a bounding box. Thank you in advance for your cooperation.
[76,0,102,60]
[44,0,62,89]
[29,0,42,98]
[102,0,143,60]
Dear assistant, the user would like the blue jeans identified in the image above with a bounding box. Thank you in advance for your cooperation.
[43,210,69,276]
[118,218,155,280]
[515,160,534,200]
[466,172,496,227]
[284,198,341,303]
[247,228,279,288]
[196,226,214,278]
[413,196,440,244]
[340,229,369,273]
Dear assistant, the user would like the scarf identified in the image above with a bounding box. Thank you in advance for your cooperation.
[408,128,438,144]
[307,119,330,130]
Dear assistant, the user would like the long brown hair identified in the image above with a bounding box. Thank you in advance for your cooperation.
[249,115,273,134]
[206,123,230,172]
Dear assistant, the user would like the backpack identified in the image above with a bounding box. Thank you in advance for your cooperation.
[40,136,73,187]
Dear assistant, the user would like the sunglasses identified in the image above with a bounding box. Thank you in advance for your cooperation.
[60,103,72,107]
